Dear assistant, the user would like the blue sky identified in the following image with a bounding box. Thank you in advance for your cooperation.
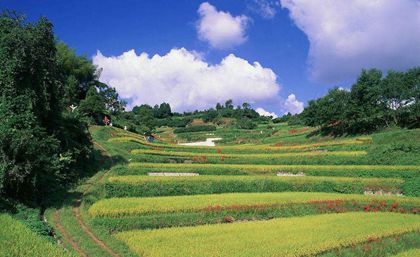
[3,0,420,116]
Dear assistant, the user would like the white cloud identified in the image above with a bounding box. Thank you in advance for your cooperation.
[256,107,278,118]
[197,2,250,49]
[280,0,420,83]
[338,87,350,92]
[283,94,304,114]
[93,48,280,112]
[248,0,278,19]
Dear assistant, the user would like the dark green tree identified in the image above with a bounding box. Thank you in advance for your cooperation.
[0,12,91,205]
[78,87,106,123]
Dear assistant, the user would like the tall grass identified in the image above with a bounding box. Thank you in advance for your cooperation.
[88,192,420,217]
[115,212,420,257]
[103,175,404,197]
[0,214,74,257]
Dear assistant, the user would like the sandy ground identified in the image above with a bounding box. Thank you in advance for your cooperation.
[178,137,222,147]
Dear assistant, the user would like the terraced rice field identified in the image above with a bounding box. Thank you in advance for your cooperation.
[0,214,74,257]
[116,213,420,257]
[78,126,420,257]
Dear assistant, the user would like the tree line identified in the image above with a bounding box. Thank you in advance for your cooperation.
[114,99,267,135]
[297,68,419,135]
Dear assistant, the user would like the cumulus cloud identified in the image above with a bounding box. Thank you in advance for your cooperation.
[283,94,304,114]
[93,48,280,112]
[256,107,278,118]
[197,2,250,49]
[248,0,278,19]
[280,0,420,83]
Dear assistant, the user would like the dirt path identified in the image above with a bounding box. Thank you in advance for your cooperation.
[52,210,88,257]
[52,139,121,257]
[70,140,121,257]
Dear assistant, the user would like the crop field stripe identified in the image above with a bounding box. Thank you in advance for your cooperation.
[131,149,368,158]
[390,248,420,257]
[109,136,371,151]
[88,192,420,217]
[128,162,420,172]
[115,212,420,257]
[107,175,403,185]
[0,214,75,257]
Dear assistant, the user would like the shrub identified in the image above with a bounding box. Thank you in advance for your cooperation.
[236,118,257,129]
[402,177,420,197]
[173,125,216,134]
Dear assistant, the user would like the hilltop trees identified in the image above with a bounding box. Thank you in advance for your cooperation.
[57,43,126,121]
[300,68,420,135]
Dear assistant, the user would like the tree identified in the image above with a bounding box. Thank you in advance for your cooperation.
[202,108,219,122]
[78,87,106,123]
[154,102,172,118]
[56,42,97,106]
[0,12,91,205]
[97,82,126,115]
[347,69,385,133]
[236,118,257,129]
[402,67,420,128]
[132,104,156,134]
[225,99,234,109]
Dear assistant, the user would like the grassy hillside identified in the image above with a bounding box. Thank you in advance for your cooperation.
[35,124,420,257]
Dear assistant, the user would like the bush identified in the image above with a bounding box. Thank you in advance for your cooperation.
[173,125,216,134]
[236,118,257,129]
[402,177,420,197]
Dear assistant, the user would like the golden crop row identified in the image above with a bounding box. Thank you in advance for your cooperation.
[131,149,368,158]
[390,249,420,257]
[0,214,74,257]
[108,136,372,152]
[108,175,403,185]
[115,212,420,257]
[89,191,418,217]
[128,162,420,172]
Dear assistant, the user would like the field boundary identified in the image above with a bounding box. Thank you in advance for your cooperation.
[50,140,121,257]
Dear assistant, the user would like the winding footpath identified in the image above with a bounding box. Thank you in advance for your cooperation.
[51,140,121,257]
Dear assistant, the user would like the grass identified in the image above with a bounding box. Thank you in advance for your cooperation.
[0,214,75,257]
[110,136,371,152]
[128,162,420,172]
[88,192,420,217]
[67,126,420,256]
[318,232,420,257]
[390,248,420,257]
[103,175,404,197]
[131,149,368,158]
[115,212,420,257]
[125,162,420,179]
